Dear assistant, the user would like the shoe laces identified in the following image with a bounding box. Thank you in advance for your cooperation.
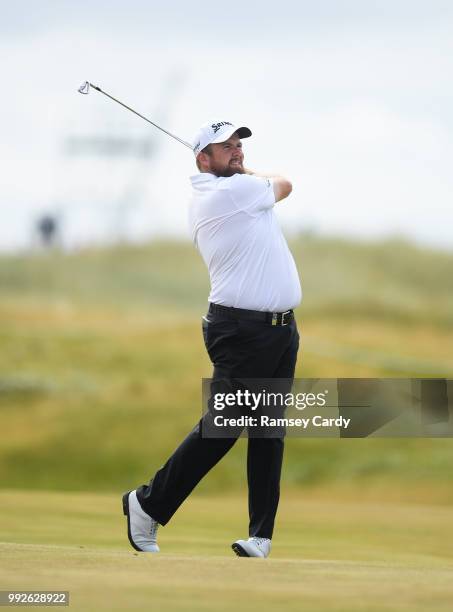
[150,519,159,542]
[250,537,269,546]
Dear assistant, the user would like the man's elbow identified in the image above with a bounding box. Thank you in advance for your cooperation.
[275,178,292,202]
[283,180,292,199]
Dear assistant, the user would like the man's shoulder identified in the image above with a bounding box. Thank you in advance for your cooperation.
[215,174,254,190]
[227,173,273,199]
[190,173,235,192]
[196,175,254,198]
[224,173,271,191]
[190,173,271,199]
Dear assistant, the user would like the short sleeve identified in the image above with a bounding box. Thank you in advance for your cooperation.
[228,174,276,214]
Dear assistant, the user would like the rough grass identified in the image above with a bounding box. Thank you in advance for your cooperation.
[0,236,452,493]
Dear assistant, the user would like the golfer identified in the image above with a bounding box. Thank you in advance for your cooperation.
[123,120,301,558]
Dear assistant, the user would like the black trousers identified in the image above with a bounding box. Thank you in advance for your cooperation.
[136,311,299,539]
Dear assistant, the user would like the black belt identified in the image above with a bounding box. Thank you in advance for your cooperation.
[208,303,294,326]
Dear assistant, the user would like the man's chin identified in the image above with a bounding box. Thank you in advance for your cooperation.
[228,164,245,176]
[214,167,244,178]
[211,162,245,177]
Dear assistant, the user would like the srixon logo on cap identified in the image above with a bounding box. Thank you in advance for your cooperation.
[212,121,233,134]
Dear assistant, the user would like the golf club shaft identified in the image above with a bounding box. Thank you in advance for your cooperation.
[86,82,192,149]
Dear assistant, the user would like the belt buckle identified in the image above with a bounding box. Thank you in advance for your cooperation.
[272,310,291,326]
[281,310,291,326]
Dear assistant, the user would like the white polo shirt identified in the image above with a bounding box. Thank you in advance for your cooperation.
[188,172,302,312]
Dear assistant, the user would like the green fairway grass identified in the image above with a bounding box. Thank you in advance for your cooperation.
[1,489,453,611]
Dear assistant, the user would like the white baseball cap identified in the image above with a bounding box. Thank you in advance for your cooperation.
[192,120,252,156]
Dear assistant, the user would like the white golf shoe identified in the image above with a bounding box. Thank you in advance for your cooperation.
[232,537,271,558]
[122,490,160,552]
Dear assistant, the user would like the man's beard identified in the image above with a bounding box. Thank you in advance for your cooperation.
[210,160,245,178]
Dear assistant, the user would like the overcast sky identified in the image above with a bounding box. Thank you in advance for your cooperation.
[1,0,452,250]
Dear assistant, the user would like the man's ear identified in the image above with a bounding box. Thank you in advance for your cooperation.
[197,151,210,171]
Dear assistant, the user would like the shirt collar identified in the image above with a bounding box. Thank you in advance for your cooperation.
[190,172,217,185]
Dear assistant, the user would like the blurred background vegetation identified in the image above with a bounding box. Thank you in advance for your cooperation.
[1,235,452,500]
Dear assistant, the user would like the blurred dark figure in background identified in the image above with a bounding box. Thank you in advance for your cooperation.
[36,214,59,249]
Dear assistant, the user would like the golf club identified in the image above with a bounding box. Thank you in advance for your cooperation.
[78,81,192,149]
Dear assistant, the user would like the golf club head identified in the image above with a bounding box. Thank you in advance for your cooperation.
[78,81,90,94]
